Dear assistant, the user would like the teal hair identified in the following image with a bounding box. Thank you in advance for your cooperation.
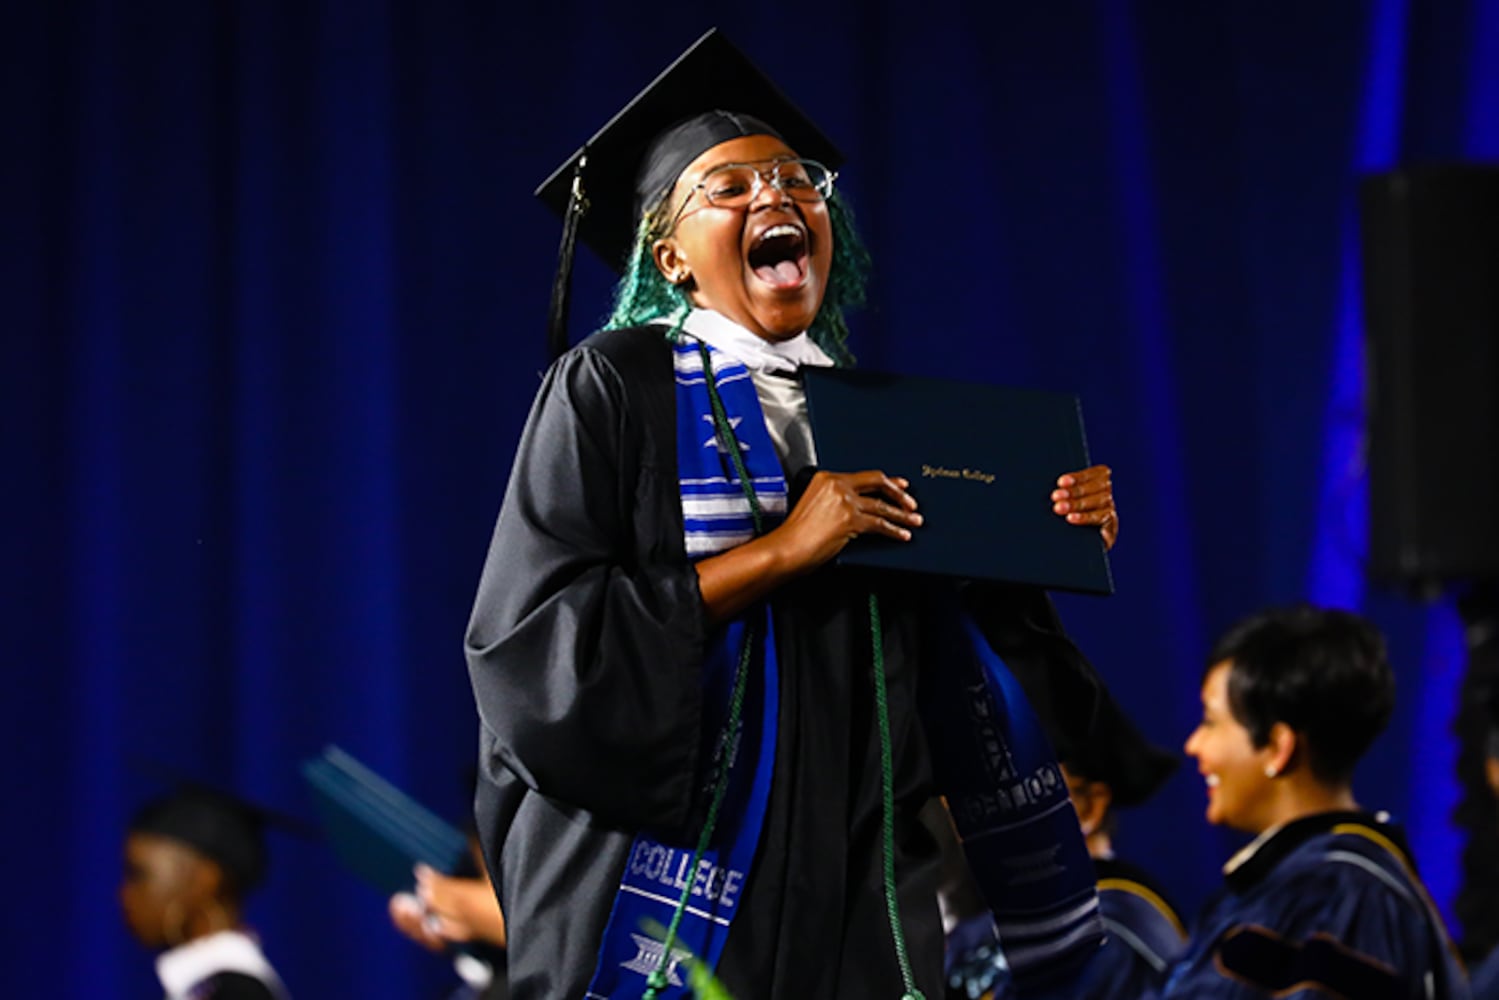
[604,191,871,366]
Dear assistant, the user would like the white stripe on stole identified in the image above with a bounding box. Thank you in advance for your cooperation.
[673,344,753,387]
[999,916,1104,970]
[686,531,756,556]
[683,496,788,518]
[673,342,746,375]
[992,895,1099,939]
[675,370,752,388]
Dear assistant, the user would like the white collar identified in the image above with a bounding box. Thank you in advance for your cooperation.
[157,929,281,999]
[679,309,834,374]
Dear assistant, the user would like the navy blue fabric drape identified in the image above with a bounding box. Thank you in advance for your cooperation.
[5,3,1497,997]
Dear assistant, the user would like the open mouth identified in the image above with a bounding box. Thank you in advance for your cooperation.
[747,223,809,289]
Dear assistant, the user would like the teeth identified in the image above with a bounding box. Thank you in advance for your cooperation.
[1204,774,1220,788]
[759,224,802,242]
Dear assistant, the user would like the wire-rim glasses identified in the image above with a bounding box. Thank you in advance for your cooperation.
[663,157,837,235]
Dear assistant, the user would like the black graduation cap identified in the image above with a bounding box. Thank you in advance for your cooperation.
[128,765,314,897]
[1049,686,1179,809]
[535,28,844,359]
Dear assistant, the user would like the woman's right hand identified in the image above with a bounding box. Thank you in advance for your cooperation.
[773,470,922,573]
[696,469,920,624]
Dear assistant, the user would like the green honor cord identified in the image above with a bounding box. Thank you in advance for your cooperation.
[869,593,926,1000]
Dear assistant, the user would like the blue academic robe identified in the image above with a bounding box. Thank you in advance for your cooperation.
[1161,811,1468,1000]
[1065,857,1186,1000]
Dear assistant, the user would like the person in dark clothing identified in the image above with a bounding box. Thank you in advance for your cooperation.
[120,787,290,1000]
[465,30,1119,1000]
[1163,605,1467,1000]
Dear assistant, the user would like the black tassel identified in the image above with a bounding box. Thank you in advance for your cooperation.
[547,151,589,362]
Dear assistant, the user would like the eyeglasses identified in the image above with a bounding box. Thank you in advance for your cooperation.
[664,158,837,233]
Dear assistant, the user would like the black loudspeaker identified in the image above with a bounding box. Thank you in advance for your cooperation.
[1359,165,1499,589]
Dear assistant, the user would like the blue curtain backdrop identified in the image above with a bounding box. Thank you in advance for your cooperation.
[5,2,1497,997]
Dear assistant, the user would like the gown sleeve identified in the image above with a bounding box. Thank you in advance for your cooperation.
[1214,862,1444,1000]
[465,341,710,832]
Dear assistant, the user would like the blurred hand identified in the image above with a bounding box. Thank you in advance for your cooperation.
[388,891,448,953]
[388,865,507,951]
[1051,465,1118,550]
[414,864,507,948]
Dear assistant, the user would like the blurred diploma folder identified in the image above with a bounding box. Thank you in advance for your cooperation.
[802,368,1114,595]
[301,745,468,895]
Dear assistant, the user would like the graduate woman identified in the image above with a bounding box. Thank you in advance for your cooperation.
[1163,606,1467,999]
[466,31,1119,1000]
[119,787,291,1000]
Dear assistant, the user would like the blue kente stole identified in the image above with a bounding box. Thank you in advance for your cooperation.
[583,336,783,999]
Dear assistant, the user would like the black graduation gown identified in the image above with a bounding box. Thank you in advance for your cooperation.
[465,325,1100,1000]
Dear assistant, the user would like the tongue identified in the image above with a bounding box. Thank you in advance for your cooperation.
[754,260,802,287]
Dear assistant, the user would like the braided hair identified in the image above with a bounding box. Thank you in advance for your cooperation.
[605,191,871,366]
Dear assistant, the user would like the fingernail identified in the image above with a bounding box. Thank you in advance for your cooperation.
[1051,489,1067,501]
[912,514,924,526]
[900,529,912,540]
[1054,502,1069,514]
[1068,513,1082,523]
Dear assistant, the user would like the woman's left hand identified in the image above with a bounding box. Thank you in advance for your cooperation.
[1051,465,1118,551]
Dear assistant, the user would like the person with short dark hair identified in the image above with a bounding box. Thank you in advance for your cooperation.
[119,788,291,1000]
[1163,605,1467,999]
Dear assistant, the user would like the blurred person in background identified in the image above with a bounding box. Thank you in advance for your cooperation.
[120,786,291,1000]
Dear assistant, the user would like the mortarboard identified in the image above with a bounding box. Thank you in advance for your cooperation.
[127,760,314,896]
[535,28,844,360]
[1049,686,1179,809]
[128,785,311,895]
